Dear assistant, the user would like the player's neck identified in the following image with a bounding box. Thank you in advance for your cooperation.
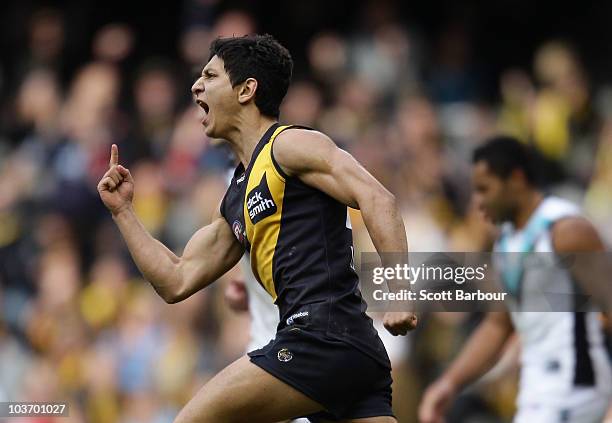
[514,190,544,229]
[226,114,277,168]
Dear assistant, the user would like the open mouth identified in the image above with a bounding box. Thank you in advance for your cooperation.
[196,99,209,114]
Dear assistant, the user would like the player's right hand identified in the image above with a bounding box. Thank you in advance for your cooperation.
[418,378,457,423]
[97,144,134,215]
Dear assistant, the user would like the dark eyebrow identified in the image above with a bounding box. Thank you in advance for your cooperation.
[202,69,215,77]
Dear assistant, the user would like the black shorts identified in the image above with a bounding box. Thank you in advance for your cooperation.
[248,326,394,421]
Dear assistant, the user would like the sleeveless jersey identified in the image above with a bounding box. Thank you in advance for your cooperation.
[220,123,388,367]
[494,196,612,407]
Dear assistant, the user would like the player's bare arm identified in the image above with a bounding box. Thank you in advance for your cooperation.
[552,217,606,253]
[97,144,243,304]
[552,216,612,311]
[273,129,417,335]
[419,311,514,423]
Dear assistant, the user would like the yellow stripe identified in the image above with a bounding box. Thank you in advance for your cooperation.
[244,125,291,300]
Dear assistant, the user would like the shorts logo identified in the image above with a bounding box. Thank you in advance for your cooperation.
[277,348,293,362]
[246,173,277,224]
[232,220,245,244]
[286,311,309,326]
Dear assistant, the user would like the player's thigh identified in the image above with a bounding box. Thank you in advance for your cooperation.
[174,355,324,423]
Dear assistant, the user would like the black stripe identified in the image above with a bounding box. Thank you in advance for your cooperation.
[245,123,280,180]
[573,312,595,386]
[270,125,314,180]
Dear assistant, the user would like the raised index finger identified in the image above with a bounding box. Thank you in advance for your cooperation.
[109,144,119,167]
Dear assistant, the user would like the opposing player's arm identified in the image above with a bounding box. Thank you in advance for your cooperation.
[273,129,407,255]
[552,217,612,311]
[113,205,243,303]
[419,311,514,423]
[442,311,514,389]
[552,217,606,252]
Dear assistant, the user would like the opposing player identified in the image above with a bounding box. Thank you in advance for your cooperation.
[98,34,416,423]
[419,136,612,423]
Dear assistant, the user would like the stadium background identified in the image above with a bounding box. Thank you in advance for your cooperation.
[1,0,611,421]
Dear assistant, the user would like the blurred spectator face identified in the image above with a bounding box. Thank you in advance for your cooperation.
[308,33,347,79]
[534,41,589,111]
[83,347,118,393]
[29,9,64,63]
[134,68,177,120]
[535,42,580,88]
[472,161,520,224]
[69,63,119,111]
[338,76,377,116]
[89,255,128,291]
[396,96,439,150]
[62,63,120,141]
[281,81,322,126]
[374,25,410,63]
[20,358,60,401]
[169,107,207,155]
[212,10,255,38]
[37,247,81,311]
[92,23,134,63]
[118,287,159,343]
[179,10,253,69]
[121,391,161,423]
[80,255,129,329]
[0,150,39,210]
[180,26,213,67]
[34,213,74,250]
[16,68,62,133]
[352,24,411,93]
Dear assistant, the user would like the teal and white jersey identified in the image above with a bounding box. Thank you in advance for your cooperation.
[494,196,611,414]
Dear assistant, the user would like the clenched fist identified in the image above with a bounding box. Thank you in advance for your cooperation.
[383,311,418,336]
[97,144,134,215]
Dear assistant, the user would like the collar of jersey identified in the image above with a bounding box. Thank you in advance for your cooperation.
[235,122,280,181]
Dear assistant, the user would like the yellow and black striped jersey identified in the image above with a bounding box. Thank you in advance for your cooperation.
[220,123,388,366]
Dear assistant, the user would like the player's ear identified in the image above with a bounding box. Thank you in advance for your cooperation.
[508,168,527,189]
[238,77,258,105]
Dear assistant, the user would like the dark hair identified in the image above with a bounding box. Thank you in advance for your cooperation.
[209,34,293,118]
[472,136,537,185]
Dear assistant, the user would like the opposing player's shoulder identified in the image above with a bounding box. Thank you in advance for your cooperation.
[551,216,605,253]
[273,128,338,176]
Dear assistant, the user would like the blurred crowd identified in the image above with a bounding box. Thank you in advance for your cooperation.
[1,2,611,422]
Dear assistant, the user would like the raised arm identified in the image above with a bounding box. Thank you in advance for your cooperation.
[97,144,243,303]
[273,129,416,335]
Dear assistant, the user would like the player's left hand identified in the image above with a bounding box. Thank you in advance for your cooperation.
[383,311,417,336]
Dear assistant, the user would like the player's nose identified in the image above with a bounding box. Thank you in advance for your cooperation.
[191,77,204,96]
